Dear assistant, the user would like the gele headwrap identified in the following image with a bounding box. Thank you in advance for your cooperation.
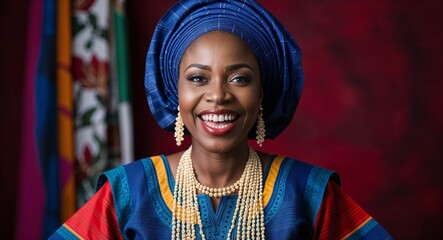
[145,0,304,139]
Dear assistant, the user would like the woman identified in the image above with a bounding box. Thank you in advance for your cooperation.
[51,0,392,239]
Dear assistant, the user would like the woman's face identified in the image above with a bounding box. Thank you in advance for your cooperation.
[178,31,262,153]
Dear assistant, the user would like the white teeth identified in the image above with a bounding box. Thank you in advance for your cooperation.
[205,122,232,129]
[201,114,237,123]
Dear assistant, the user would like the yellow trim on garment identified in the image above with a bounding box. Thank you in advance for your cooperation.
[63,224,84,240]
[263,155,285,207]
[152,156,199,223]
[152,154,285,211]
[151,156,175,211]
[341,216,373,240]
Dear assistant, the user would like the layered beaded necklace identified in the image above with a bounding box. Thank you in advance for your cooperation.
[171,146,265,240]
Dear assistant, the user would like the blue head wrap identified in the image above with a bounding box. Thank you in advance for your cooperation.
[145,0,304,139]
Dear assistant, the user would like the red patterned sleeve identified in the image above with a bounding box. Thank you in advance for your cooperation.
[312,181,391,239]
[52,181,124,239]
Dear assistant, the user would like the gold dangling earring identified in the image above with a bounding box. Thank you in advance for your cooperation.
[174,106,185,146]
[256,105,266,147]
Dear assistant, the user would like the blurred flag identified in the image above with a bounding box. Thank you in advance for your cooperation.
[112,0,133,164]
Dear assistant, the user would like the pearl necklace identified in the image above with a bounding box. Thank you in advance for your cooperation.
[171,146,265,240]
[194,174,242,198]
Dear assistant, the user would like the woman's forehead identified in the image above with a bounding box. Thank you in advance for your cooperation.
[180,31,259,72]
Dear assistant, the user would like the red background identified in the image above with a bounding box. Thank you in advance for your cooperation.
[1,0,442,239]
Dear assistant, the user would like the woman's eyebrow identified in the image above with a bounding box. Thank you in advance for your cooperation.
[185,63,253,72]
[225,63,253,72]
[185,63,211,71]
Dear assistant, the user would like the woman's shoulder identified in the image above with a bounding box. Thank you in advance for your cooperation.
[97,155,169,190]
[265,154,340,185]
[261,154,341,230]
[265,155,340,191]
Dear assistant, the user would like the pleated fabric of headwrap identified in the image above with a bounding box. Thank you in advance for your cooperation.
[145,0,304,139]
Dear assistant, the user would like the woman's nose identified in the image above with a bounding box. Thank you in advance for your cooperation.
[204,80,232,104]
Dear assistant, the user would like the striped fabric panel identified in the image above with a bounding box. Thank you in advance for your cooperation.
[56,0,76,223]
[313,181,387,239]
[51,182,123,239]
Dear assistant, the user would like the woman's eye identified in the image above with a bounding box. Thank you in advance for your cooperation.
[187,75,206,83]
[230,75,249,85]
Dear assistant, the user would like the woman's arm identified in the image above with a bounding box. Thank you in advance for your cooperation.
[49,181,124,239]
[312,181,392,239]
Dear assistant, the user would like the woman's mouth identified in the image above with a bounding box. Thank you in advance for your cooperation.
[198,111,239,135]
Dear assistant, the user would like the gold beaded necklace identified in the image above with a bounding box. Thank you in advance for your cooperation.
[171,146,265,240]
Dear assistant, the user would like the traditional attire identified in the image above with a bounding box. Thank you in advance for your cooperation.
[50,155,391,239]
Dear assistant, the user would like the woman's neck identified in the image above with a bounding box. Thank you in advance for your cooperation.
[190,142,250,189]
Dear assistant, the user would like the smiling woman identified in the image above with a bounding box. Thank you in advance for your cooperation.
[178,31,262,154]
[50,0,393,239]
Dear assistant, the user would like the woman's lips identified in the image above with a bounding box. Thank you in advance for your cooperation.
[198,109,239,136]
